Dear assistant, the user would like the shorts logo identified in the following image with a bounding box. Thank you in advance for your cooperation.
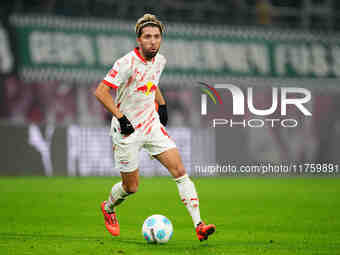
[137,81,157,96]
[109,69,118,78]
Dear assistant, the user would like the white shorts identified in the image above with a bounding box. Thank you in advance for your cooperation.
[112,122,176,173]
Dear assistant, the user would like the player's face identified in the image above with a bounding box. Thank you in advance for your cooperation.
[137,26,162,60]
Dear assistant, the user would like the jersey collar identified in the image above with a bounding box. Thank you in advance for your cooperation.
[134,47,155,64]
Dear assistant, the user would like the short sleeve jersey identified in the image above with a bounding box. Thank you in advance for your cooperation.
[102,47,166,135]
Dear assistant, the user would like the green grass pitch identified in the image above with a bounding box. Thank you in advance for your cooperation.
[0,177,339,255]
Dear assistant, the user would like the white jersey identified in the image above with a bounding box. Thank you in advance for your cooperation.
[102,47,166,136]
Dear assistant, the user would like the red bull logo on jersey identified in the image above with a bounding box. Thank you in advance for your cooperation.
[137,81,157,96]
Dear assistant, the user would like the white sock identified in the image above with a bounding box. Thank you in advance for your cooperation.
[105,181,129,213]
[175,174,202,227]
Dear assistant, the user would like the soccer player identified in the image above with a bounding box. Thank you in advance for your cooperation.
[94,14,215,241]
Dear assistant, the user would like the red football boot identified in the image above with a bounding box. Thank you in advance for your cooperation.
[100,201,120,236]
[196,222,216,241]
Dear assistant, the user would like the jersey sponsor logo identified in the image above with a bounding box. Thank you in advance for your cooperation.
[109,69,118,78]
[137,81,157,96]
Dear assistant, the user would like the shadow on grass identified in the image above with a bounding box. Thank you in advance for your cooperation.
[0,232,273,253]
[0,232,228,246]
[0,232,112,242]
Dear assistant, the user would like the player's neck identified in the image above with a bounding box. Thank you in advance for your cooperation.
[137,47,152,62]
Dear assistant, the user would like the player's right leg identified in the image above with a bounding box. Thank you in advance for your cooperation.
[101,169,139,236]
[101,134,141,236]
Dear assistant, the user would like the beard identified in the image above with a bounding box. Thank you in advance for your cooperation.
[142,47,159,60]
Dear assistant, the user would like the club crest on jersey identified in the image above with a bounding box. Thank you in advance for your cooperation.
[109,69,118,78]
[137,81,157,96]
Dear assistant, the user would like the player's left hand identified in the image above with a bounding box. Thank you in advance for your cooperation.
[158,104,168,126]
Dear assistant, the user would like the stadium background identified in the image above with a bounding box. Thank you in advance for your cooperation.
[1,0,340,177]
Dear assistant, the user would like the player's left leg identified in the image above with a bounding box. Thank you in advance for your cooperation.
[154,148,216,241]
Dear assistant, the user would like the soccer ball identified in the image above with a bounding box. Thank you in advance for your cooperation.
[142,214,173,243]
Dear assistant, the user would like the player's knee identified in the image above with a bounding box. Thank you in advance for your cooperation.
[124,184,138,194]
[173,166,186,179]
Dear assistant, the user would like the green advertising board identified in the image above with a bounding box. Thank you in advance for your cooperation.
[10,15,340,83]
[0,23,14,74]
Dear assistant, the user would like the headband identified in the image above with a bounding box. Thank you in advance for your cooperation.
[136,21,164,37]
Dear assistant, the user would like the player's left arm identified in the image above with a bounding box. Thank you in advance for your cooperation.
[155,86,168,126]
[155,86,166,106]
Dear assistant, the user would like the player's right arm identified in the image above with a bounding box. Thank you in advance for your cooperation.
[95,57,135,135]
[94,82,134,135]
[94,82,123,119]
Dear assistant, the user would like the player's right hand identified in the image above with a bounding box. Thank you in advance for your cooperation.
[118,115,135,136]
